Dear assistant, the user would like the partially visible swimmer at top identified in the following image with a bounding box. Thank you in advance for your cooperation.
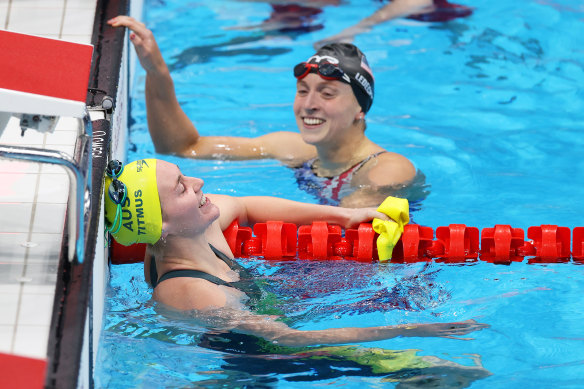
[230,1,472,47]
[108,16,428,209]
[315,0,474,48]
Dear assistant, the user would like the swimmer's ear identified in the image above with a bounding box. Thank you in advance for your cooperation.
[355,111,365,121]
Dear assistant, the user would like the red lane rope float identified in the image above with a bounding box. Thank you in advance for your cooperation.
[573,227,584,260]
[110,221,584,265]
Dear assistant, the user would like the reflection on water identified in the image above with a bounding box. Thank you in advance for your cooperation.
[100,0,584,387]
[168,2,335,69]
[98,262,490,388]
[169,36,292,70]
[194,332,491,388]
[101,311,490,388]
[103,308,490,388]
[260,260,449,321]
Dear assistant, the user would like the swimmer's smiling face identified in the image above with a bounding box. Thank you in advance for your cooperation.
[294,73,363,146]
[156,160,219,237]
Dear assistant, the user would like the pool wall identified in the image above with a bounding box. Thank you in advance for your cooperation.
[77,0,144,388]
[37,0,139,387]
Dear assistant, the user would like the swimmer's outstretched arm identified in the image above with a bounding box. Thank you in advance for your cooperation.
[108,16,315,164]
[314,0,432,48]
[200,309,489,347]
[211,194,389,230]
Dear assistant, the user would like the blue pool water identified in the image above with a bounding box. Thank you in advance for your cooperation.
[97,0,584,387]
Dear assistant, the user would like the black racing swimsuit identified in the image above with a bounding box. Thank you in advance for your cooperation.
[148,248,456,384]
[150,244,263,308]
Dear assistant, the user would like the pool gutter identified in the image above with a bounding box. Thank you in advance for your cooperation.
[44,0,130,388]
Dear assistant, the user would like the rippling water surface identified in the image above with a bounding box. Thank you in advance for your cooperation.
[97,0,584,387]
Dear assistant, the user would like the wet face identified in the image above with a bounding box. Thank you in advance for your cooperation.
[156,160,219,237]
[293,73,362,146]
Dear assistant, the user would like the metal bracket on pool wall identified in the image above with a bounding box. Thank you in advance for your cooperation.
[110,221,584,265]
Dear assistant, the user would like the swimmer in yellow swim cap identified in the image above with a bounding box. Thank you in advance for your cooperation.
[104,159,162,246]
[103,158,488,347]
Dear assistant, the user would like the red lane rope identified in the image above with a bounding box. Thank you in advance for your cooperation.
[111,221,584,265]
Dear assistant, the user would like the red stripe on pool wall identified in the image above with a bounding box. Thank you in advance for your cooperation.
[0,352,46,389]
[0,30,93,102]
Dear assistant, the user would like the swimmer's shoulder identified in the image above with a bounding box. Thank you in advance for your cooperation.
[354,150,416,187]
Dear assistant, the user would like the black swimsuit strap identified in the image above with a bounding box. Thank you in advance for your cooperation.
[155,244,240,288]
[149,253,158,287]
[152,244,263,308]
[154,244,259,296]
[156,269,258,302]
[157,269,234,287]
[151,244,232,288]
[209,244,241,270]
[354,151,387,169]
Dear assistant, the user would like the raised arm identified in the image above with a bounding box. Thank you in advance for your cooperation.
[108,16,199,155]
[314,0,433,47]
[108,16,316,163]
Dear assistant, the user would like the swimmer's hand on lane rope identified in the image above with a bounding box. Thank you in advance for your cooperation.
[372,196,410,262]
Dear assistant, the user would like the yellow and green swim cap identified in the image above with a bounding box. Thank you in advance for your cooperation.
[104,159,162,246]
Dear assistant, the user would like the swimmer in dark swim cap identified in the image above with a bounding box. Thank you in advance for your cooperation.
[109,16,426,209]
[295,42,375,114]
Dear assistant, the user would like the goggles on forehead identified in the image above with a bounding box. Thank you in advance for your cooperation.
[293,62,349,83]
[105,159,127,234]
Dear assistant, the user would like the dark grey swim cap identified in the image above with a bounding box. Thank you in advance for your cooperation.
[306,43,375,113]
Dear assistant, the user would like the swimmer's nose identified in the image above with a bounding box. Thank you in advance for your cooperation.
[186,176,204,190]
[301,90,320,112]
